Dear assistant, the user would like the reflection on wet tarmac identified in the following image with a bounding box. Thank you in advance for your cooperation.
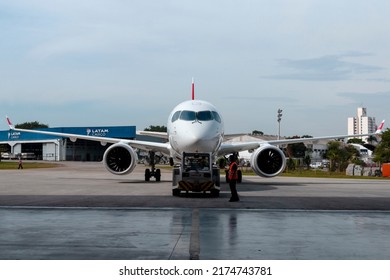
[199,210,390,259]
[1,207,389,260]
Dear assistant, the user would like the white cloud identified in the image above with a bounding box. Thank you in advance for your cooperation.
[262,53,384,81]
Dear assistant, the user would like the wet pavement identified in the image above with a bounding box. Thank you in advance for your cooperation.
[0,162,390,260]
[1,207,389,260]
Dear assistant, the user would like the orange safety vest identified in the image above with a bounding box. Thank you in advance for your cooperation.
[228,162,238,180]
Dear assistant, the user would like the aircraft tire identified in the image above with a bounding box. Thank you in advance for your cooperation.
[145,169,151,181]
[172,188,181,196]
[210,189,220,197]
[155,169,161,182]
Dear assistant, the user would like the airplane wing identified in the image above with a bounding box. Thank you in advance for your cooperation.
[136,130,169,140]
[218,120,385,156]
[6,116,171,155]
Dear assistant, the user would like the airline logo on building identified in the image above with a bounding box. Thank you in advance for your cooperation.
[86,128,109,137]
[8,131,21,140]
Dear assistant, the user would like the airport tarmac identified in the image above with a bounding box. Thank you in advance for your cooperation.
[1,161,390,259]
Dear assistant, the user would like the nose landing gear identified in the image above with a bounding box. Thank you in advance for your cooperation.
[144,151,161,181]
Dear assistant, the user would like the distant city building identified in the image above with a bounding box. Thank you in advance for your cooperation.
[347,107,377,142]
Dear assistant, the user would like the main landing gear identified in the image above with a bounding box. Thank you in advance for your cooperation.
[144,151,161,182]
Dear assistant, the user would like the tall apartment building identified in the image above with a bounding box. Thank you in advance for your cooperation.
[348,107,376,142]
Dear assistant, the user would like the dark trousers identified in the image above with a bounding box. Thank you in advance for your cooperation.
[229,179,239,200]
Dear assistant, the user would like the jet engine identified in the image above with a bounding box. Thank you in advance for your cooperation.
[103,143,138,175]
[250,145,286,177]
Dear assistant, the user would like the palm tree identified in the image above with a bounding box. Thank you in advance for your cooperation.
[324,141,341,172]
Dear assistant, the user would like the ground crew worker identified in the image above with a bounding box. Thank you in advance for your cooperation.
[228,155,239,202]
[18,156,23,169]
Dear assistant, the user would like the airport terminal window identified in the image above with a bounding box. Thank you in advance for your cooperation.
[180,110,196,121]
[171,111,181,122]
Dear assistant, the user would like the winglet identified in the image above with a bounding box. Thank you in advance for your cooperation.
[376,120,385,134]
[6,116,15,130]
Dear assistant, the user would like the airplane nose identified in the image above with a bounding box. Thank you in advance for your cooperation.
[180,129,219,153]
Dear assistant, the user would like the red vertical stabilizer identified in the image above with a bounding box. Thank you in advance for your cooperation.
[192,78,195,100]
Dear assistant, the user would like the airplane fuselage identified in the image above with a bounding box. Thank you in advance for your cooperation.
[167,100,224,162]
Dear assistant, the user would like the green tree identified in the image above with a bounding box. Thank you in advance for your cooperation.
[343,144,361,168]
[16,121,48,129]
[287,142,307,158]
[324,141,341,171]
[252,130,264,136]
[144,125,167,132]
[324,141,360,172]
[286,157,296,171]
[373,129,390,163]
[285,136,308,158]
[347,138,365,145]
[304,155,311,169]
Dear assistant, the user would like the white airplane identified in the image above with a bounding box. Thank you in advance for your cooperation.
[5,81,385,194]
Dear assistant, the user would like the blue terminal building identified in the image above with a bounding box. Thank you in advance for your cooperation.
[0,126,136,161]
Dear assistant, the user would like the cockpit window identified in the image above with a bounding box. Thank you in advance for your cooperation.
[197,111,213,121]
[180,110,196,121]
[177,110,221,122]
[171,111,181,122]
[212,111,222,123]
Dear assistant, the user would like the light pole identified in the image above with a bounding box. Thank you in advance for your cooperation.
[277,109,283,141]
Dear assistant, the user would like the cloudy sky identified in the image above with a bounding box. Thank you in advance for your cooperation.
[1,0,389,136]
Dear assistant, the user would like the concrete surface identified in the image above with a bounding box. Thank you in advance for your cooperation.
[0,162,389,259]
[1,162,390,210]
